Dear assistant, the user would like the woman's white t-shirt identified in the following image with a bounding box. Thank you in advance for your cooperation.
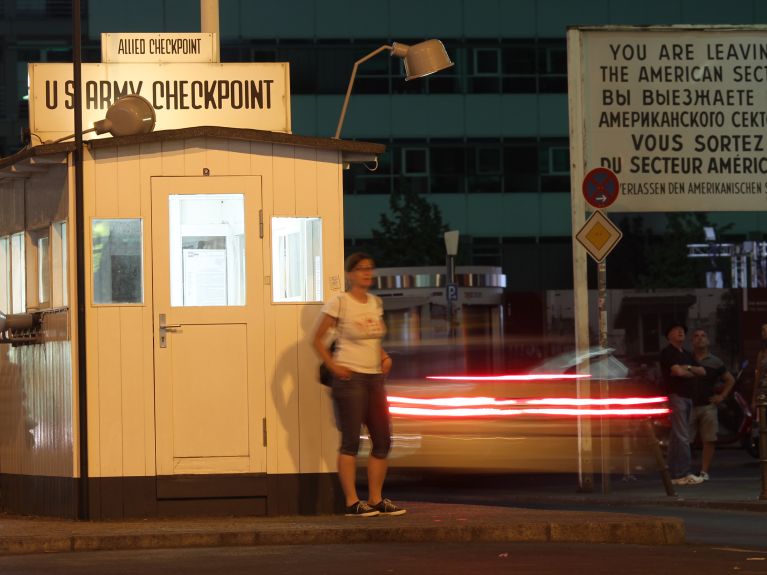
[322,293,386,374]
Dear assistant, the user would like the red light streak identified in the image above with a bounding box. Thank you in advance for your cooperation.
[388,406,670,418]
[387,395,519,407]
[386,395,669,418]
[426,374,590,381]
[524,396,668,406]
[387,395,667,408]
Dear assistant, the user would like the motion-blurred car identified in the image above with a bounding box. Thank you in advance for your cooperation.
[364,347,668,474]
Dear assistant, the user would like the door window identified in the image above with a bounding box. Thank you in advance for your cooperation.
[169,194,245,307]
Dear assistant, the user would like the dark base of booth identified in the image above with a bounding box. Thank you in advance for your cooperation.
[0,473,342,520]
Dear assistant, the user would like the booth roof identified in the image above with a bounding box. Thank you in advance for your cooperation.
[0,126,385,171]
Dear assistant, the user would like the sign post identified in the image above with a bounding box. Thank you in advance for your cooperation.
[576,204,623,495]
[569,25,767,495]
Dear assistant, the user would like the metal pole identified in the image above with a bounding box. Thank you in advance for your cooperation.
[598,259,610,494]
[447,253,455,339]
[72,0,89,520]
[757,389,767,500]
[200,0,220,62]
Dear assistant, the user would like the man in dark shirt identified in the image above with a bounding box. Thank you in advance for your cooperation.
[690,328,735,481]
[659,322,706,485]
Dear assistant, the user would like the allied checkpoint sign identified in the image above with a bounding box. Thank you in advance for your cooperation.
[569,25,767,212]
[28,61,292,140]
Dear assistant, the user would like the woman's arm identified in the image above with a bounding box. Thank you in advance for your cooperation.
[380,349,392,376]
[312,313,351,379]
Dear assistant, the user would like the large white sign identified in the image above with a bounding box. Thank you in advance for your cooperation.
[29,62,291,139]
[570,26,767,212]
[101,33,217,63]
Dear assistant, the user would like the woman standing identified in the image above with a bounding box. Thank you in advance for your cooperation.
[313,253,405,517]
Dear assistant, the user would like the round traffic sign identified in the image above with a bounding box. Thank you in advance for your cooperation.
[582,167,619,209]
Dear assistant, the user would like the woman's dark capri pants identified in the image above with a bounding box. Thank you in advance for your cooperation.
[332,372,392,459]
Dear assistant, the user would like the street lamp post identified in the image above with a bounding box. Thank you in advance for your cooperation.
[334,39,453,139]
[444,230,459,339]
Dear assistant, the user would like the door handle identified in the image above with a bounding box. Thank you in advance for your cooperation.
[159,314,182,348]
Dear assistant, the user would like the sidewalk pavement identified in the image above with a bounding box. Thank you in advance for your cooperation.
[0,500,684,557]
[2,452,763,557]
[483,449,767,513]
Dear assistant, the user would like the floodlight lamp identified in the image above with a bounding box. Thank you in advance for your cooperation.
[334,39,454,139]
[703,226,716,242]
[49,94,156,144]
[391,39,454,81]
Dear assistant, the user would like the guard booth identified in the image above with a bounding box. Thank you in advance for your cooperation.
[0,124,382,518]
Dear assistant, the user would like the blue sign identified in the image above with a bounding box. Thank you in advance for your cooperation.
[446,283,458,302]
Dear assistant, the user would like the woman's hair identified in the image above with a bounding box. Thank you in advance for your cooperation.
[344,252,374,273]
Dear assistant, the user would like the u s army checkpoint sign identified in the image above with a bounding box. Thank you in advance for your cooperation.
[575,210,623,263]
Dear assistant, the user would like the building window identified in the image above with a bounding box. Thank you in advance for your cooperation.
[168,195,245,307]
[37,234,50,307]
[476,147,502,175]
[271,217,323,303]
[51,221,68,307]
[545,147,570,175]
[402,148,428,176]
[10,232,25,313]
[92,219,144,305]
[0,236,9,313]
[474,48,500,75]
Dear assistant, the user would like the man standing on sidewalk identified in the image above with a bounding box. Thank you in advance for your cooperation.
[660,323,707,485]
[691,328,736,481]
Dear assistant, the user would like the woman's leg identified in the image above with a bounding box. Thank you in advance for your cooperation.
[365,375,392,504]
[367,455,388,505]
[338,453,360,506]
[333,374,366,506]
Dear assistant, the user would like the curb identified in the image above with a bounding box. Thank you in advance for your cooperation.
[0,515,684,556]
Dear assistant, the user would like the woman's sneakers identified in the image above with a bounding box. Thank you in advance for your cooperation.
[345,501,380,517]
[371,498,407,516]
[344,499,407,517]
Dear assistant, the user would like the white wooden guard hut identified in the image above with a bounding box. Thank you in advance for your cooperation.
[0,127,383,519]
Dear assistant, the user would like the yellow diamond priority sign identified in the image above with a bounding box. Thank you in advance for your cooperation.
[575,210,622,263]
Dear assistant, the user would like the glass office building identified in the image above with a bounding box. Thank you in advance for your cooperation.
[1,0,766,290]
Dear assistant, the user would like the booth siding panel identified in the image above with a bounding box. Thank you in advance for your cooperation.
[183,138,207,177]
[204,138,230,177]
[272,144,296,215]
[227,139,251,175]
[3,341,74,477]
[248,142,276,476]
[24,165,68,229]
[270,305,301,474]
[96,308,124,477]
[139,143,162,476]
[0,179,24,235]
[316,150,343,471]
[119,308,147,475]
[93,147,119,216]
[293,146,319,471]
[161,140,185,175]
[293,147,318,215]
[116,145,141,217]
[297,305,324,472]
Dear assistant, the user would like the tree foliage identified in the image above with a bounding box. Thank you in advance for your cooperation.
[369,185,449,267]
[635,213,731,289]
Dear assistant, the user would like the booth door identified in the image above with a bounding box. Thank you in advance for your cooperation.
[151,176,265,476]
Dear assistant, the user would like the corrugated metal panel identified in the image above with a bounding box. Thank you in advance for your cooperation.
[0,312,74,478]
